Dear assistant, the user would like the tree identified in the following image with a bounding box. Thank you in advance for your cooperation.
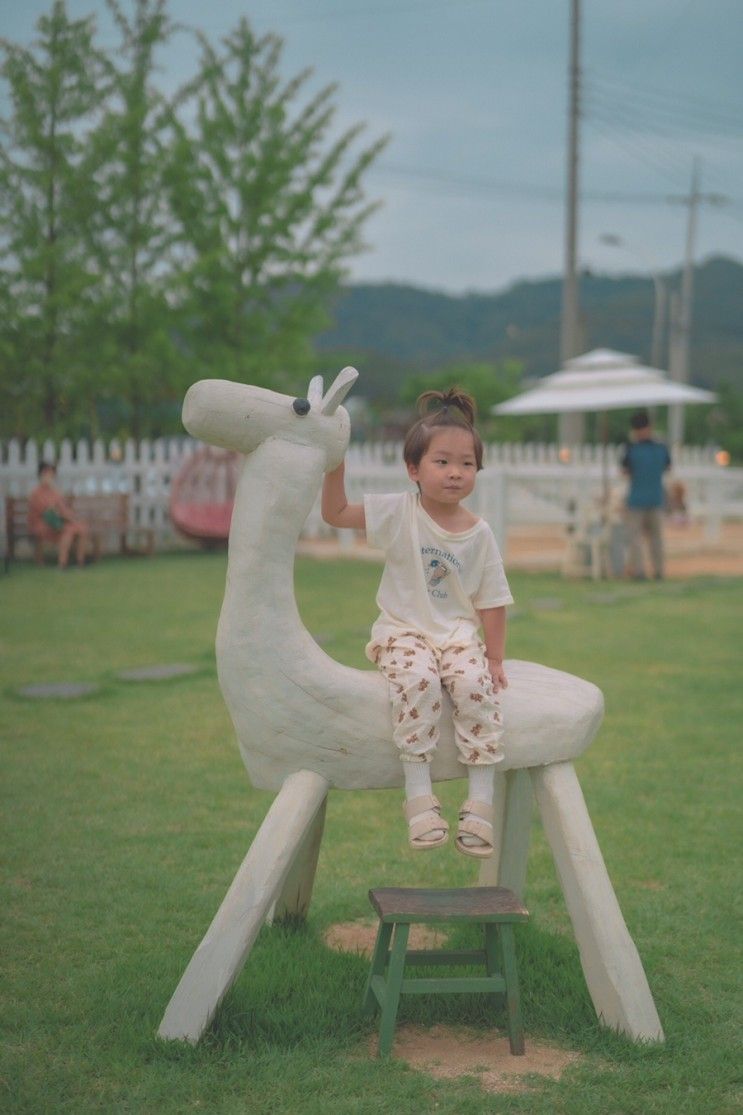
[83,0,182,437]
[398,361,557,442]
[0,0,107,437]
[164,20,387,388]
[685,381,743,462]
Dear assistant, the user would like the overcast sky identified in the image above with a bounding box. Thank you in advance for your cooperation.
[2,0,742,293]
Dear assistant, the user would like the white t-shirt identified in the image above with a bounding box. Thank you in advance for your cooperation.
[364,491,513,656]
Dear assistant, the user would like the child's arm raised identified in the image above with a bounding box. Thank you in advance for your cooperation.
[478,606,508,690]
[321,461,366,531]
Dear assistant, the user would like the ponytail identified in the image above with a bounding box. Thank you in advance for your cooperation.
[404,385,483,471]
[415,387,477,426]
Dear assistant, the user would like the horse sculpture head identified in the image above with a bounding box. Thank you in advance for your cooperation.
[181,366,358,471]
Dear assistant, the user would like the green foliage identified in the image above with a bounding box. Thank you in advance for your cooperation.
[684,380,743,461]
[163,20,386,391]
[319,261,743,389]
[0,1,385,439]
[318,259,743,454]
[81,0,183,438]
[399,361,558,442]
[0,0,107,435]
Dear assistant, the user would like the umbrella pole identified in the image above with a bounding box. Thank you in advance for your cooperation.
[600,411,610,512]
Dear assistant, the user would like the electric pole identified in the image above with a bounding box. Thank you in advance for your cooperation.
[667,159,727,445]
[559,0,583,444]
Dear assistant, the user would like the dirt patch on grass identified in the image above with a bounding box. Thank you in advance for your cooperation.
[324,920,448,955]
[327,923,582,1094]
[372,1024,581,1094]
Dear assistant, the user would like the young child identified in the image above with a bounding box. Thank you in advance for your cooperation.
[322,388,512,858]
[28,462,89,569]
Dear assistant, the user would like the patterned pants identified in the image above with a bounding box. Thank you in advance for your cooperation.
[373,632,505,766]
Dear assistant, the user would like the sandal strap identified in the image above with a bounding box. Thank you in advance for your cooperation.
[408,811,450,841]
[404,794,441,822]
[456,815,492,844]
[458,799,493,823]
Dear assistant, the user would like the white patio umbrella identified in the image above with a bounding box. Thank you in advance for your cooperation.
[493,348,716,418]
[493,347,716,503]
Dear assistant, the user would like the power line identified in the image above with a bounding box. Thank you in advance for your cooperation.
[585,82,743,140]
[371,160,742,209]
[581,116,694,192]
[586,72,743,129]
[370,161,715,206]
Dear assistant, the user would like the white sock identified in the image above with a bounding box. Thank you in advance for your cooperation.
[460,765,495,847]
[467,764,495,805]
[403,760,433,800]
[402,761,445,843]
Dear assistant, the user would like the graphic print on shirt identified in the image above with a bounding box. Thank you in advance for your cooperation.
[421,545,462,600]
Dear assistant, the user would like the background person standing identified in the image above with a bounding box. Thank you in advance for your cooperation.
[621,410,671,580]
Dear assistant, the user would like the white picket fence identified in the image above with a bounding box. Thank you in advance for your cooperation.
[1,436,739,556]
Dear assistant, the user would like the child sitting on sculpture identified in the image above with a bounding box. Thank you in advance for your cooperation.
[322,387,512,857]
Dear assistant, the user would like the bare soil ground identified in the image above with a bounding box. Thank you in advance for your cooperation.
[300,520,743,578]
[503,519,743,578]
[326,921,582,1094]
[384,1025,581,1094]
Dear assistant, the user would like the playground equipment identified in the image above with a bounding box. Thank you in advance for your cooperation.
[157,366,663,1046]
[169,446,240,545]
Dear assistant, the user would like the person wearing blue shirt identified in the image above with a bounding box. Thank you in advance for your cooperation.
[621,410,671,580]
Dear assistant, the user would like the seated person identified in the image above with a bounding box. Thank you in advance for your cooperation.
[28,462,89,568]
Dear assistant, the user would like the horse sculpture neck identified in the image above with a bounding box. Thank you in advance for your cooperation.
[219,439,324,630]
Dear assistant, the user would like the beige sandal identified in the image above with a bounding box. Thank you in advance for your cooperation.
[403,794,449,850]
[455,799,494,859]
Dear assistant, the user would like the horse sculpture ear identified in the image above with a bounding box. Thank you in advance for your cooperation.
[320,366,359,415]
[307,376,324,406]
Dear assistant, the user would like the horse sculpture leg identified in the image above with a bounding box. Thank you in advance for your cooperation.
[478,769,533,897]
[270,796,328,922]
[531,761,664,1042]
[158,768,330,1044]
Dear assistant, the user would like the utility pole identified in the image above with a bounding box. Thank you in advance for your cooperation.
[559,0,583,444]
[667,159,727,445]
[599,233,667,369]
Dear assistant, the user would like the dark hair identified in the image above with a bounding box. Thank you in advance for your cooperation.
[38,460,56,477]
[630,409,651,431]
[403,387,483,470]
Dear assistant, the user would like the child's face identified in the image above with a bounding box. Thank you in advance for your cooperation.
[407,427,478,506]
[39,467,56,487]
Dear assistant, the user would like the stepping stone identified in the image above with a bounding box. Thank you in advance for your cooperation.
[588,592,622,605]
[18,681,100,699]
[117,663,199,682]
[531,597,564,611]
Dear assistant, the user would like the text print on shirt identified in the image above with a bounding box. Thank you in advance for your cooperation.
[422,545,462,598]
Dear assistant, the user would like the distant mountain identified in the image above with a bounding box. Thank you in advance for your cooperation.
[316,255,743,401]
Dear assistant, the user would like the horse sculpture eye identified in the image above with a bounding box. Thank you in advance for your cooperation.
[292,398,311,416]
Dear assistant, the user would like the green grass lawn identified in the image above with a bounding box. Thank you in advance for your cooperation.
[1,554,741,1114]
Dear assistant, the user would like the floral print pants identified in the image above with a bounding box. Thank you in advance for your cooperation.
[373,631,505,766]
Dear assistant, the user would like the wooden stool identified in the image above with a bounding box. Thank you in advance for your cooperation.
[363,886,529,1058]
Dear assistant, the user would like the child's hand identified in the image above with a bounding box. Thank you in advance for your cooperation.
[488,659,508,691]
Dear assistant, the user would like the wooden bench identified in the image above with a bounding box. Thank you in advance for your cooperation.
[4,493,155,568]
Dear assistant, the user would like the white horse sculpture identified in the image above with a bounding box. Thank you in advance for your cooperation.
[158,367,663,1045]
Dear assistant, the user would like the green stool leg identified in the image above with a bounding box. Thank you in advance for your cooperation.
[499,923,525,1055]
[484,923,499,977]
[377,922,409,1058]
[362,921,393,1015]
